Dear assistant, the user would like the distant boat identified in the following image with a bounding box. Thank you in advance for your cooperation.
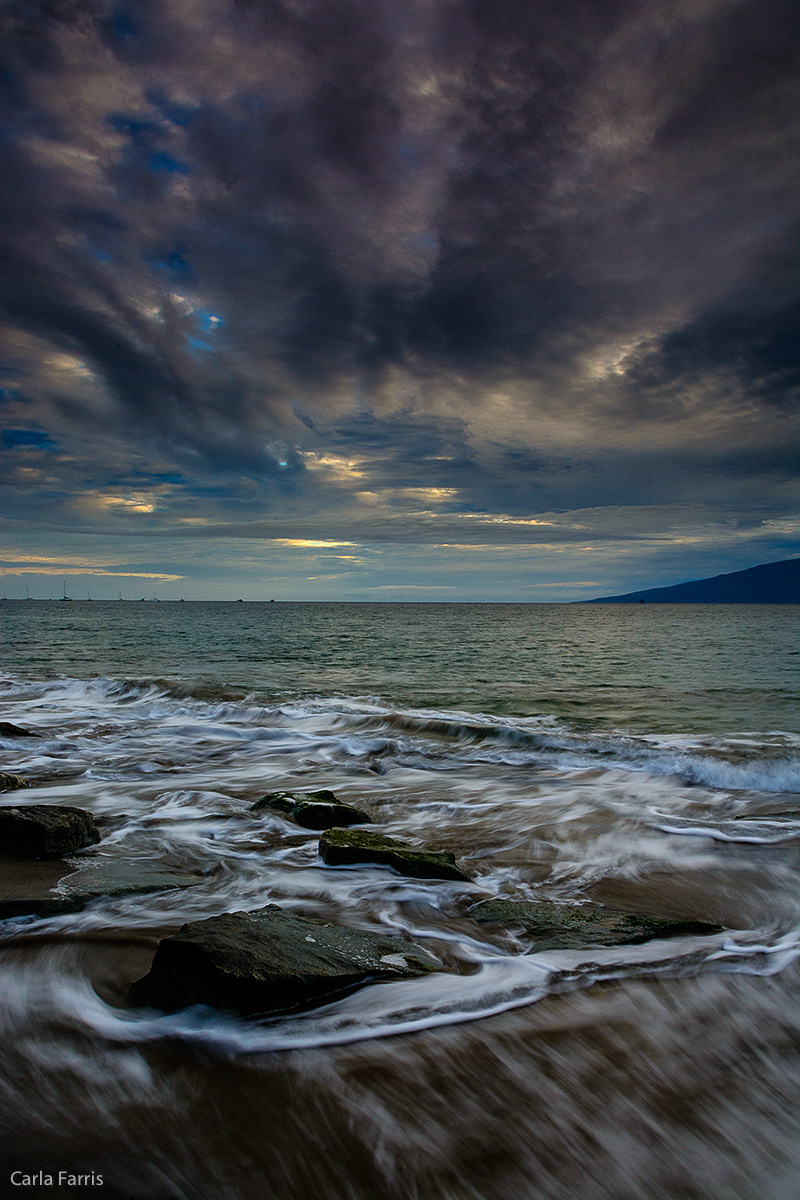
[237,598,244,602]
[60,580,72,602]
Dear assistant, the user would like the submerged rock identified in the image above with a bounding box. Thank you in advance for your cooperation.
[0,721,38,738]
[0,773,30,793]
[0,804,100,858]
[251,789,371,829]
[732,809,800,822]
[469,899,722,949]
[319,827,470,881]
[129,904,442,1014]
[0,857,204,920]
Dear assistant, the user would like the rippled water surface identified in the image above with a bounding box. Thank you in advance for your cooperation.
[0,601,798,1199]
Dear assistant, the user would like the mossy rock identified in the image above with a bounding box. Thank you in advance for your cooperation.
[129,904,442,1015]
[0,804,100,858]
[0,773,30,793]
[469,899,722,950]
[251,789,371,829]
[319,827,470,882]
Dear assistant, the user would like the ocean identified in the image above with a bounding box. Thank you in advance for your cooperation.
[0,601,798,1199]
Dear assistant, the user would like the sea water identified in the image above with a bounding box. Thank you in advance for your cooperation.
[0,601,798,1199]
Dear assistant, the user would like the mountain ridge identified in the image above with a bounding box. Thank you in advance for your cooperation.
[585,558,799,603]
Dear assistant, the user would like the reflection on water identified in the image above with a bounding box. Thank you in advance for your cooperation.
[1,600,798,732]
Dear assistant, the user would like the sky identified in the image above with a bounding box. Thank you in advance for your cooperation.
[0,0,797,600]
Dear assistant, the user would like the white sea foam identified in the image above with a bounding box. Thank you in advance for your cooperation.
[1,603,798,1200]
[1,664,798,1052]
[2,926,797,1059]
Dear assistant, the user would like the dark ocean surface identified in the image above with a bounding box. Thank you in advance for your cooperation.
[0,601,798,1199]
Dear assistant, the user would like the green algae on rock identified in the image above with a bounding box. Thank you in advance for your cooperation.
[0,804,100,858]
[251,789,371,830]
[0,773,30,793]
[468,899,722,950]
[129,904,443,1015]
[319,827,470,881]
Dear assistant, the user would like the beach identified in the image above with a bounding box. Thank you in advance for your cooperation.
[0,601,798,1199]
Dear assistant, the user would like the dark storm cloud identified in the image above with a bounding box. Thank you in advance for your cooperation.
[0,0,797,549]
[624,296,800,411]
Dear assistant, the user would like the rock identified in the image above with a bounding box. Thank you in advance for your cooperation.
[0,804,100,858]
[732,809,800,822]
[129,904,442,1014]
[319,827,470,881]
[0,855,73,918]
[468,899,722,949]
[0,773,30,793]
[251,789,371,829]
[59,860,204,904]
[0,857,205,919]
[0,721,38,738]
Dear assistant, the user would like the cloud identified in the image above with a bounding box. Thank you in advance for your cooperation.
[0,551,182,579]
[0,0,797,595]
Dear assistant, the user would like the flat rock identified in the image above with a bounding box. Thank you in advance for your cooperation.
[0,804,100,858]
[319,827,470,881]
[129,904,442,1014]
[251,789,371,829]
[0,721,38,738]
[469,899,722,949]
[0,773,30,793]
[0,856,205,919]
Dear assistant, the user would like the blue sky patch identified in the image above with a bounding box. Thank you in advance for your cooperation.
[2,429,56,449]
[148,152,191,175]
[111,10,139,42]
[150,250,194,281]
[196,310,224,332]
